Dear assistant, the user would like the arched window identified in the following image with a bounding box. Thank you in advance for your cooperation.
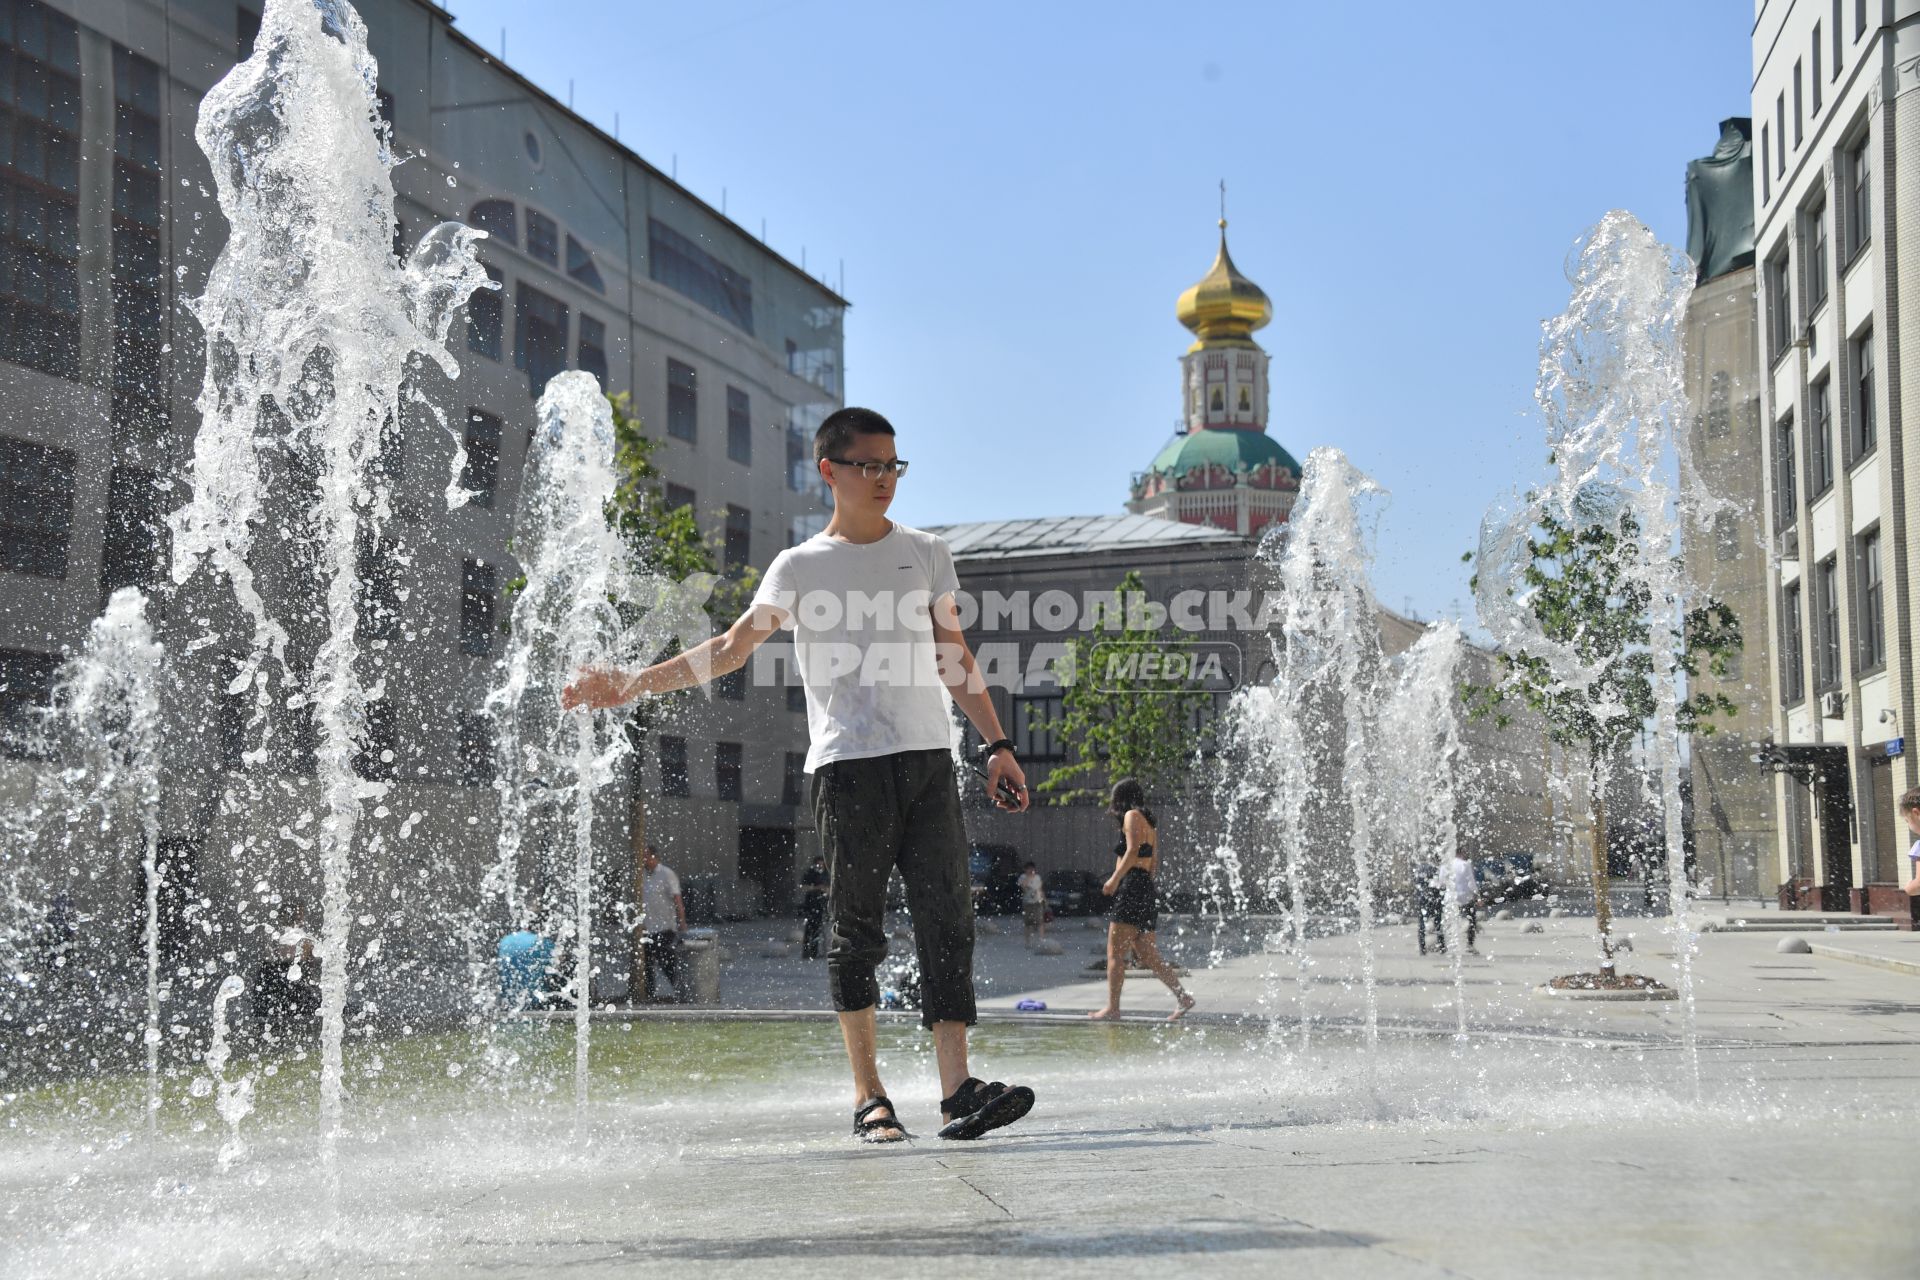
[469,199,517,246]
[1209,388,1224,412]
[1238,386,1251,413]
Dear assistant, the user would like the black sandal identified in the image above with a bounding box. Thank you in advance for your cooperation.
[853,1095,909,1144]
[936,1077,1035,1141]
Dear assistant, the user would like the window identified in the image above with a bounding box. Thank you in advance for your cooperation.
[460,559,496,656]
[782,752,804,807]
[456,712,493,786]
[1808,379,1833,495]
[716,667,746,701]
[1793,61,1803,147]
[1765,248,1793,361]
[715,741,742,801]
[724,504,751,574]
[0,434,75,578]
[1774,414,1797,529]
[1774,95,1785,176]
[1850,327,1876,459]
[514,283,568,399]
[1812,28,1823,111]
[1761,125,1772,204]
[112,48,167,441]
[577,315,608,386]
[0,648,57,759]
[726,386,752,465]
[1704,371,1732,438]
[1815,556,1840,690]
[1845,131,1871,259]
[526,209,559,266]
[356,534,400,641]
[1833,0,1843,73]
[460,409,502,508]
[1782,583,1806,704]
[1857,527,1884,670]
[787,403,829,495]
[236,7,260,59]
[1712,510,1740,562]
[1856,0,1867,38]
[467,265,504,360]
[468,200,517,246]
[787,680,806,713]
[659,735,689,797]
[667,358,697,442]
[1,2,83,384]
[100,466,164,605]
[565,235,604,292]
[648,218,754,334]
[664,482,695,513]
[1014,694,1066,762]
[353,699,397,781]
[1803,194,1828,314]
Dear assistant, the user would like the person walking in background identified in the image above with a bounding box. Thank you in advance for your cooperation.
[639,845,687,1001]
[1088,779,1194,1022]
[1449,850,1480,953]
[1018,861,1046,949]
[1413,857,1445,955]
[800,854,829,960]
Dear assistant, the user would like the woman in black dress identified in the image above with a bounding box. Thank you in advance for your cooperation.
[1088,778,1196,1021]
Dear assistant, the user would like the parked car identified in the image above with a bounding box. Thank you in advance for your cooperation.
[1044,870,1105,918]
[968,842,1024,916]
[1475,853,1548,908]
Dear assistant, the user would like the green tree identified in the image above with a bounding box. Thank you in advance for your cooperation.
[1033,570,1215,806]
[1464,505,1741,974]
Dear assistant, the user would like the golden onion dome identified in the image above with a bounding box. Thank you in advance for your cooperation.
[1175,220,1271,348]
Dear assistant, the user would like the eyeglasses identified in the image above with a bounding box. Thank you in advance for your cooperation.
[825,458,910,480]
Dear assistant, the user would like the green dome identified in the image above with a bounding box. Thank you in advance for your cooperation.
[1145,428,1300,478]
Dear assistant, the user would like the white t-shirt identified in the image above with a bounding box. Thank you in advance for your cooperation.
[1019,870,1044,905]
[750,523,962,772]
[1449,856,1478,905]
[641,863,682,931]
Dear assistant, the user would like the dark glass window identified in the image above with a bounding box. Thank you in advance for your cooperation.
[1812,27,1823,111]
[0,434,75,578]
[100,466,164,606]
[457,712,493,786]
[1774,414,1797,529]
[566,235,604,292]
[112,47,168,442]
[1803,194,1827,314]
[526,210,558,266]
[1,2,84,384]
[1014,694,1066,762]
[715,741,742,801]
[782,752,804,806]
[469,200,517,246]
[1815,556,1840,690]
[726,386,752,465]
[0,648,58,759]
[716,667,746,701]
[667,358,697,442]
[357,534,401,641]
[1845,131,1870,259]
[648,218,754,334]
[1792,60,1803,147]
[659,735,689,797]
[1782,583,1805,704]
[1774,94,1785,177]
[514,283,568,399]
[1704,371,1732,438]
[1850,328,1875,459]
[724,504,750,573]
[787,682,806,714]
[460,559,496,656]
[664,482,695,513]
[1765,248,1792,361]
[577,314,608,386]
[1760,124,1771,204]
[460,408,502,508]
[1857,527,1884,671]
[1807,379,1832,495]
[353,698,397,780]
[467,264,504,360]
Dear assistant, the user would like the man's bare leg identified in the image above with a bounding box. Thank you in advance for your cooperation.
[838,1006,904,1137]
[932,1020,970,1103]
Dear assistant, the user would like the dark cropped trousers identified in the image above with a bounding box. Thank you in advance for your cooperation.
[811,747,976,1028]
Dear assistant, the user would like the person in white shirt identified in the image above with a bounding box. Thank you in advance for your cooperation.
[565,407,1035,1145]
[1017,862,1046,948]
[639,846,687,1001]
[1449,852,1480,952]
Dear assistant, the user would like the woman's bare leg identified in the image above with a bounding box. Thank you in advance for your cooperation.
[1088,923,1137,1019]
[1131,933,1195,1020]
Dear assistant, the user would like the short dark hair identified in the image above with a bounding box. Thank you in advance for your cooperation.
[1900,788,1920,816]
[814,406,895,463]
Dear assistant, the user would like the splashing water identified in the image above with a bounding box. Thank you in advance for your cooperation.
[1381,620,1468,1037]
[49,589,166,1127]
[485,371,677,1110]
[166,0,491,1154]
[203,975,256,1168]
[1475,211,1705,1096]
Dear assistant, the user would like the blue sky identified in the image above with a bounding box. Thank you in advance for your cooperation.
[444,0,1754,621]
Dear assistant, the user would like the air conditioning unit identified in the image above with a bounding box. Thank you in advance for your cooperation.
[1777,528,1800,561]
[1820,690,1847,720]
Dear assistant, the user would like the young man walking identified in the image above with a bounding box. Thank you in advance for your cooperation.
[564,407,1035,1144]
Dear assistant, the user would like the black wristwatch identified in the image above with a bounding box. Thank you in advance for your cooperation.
[982,738,1017,762]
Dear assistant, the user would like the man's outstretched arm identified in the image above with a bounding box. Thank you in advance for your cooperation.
[562,602,788,710]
